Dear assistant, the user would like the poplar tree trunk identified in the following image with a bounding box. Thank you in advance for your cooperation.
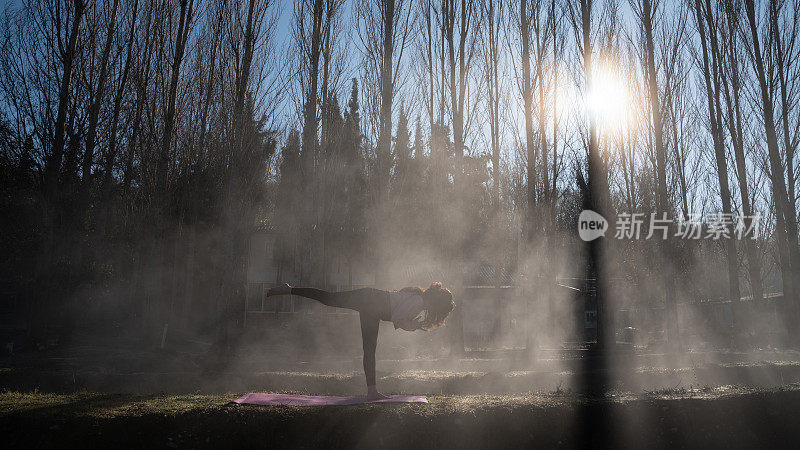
[302,0,324,286]
[219,0,259,357]
[695,0,740,303]
[579,0,614,349]
[377,0,395,203]
[772,1,800,305]
[156,0,194,332]
[45,0,85,200]
[157,0,194,227]
[83,0,120,185]
[102,0,139,194]
[643,0,679,344]
[744,0,800,337]
[719,2,762,301]
[520,0,536,242]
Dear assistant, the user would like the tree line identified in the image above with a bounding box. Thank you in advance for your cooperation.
[1,0,799,347]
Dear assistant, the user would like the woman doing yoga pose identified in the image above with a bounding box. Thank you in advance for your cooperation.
[267,282,455,400]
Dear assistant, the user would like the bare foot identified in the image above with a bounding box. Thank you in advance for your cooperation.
[267,283,292,297]
[367,391,390,401]
[367,387,390,401]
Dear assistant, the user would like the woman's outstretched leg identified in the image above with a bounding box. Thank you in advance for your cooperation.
[288,287,344,307]
[267,284,350,308]
[268,285,386,314]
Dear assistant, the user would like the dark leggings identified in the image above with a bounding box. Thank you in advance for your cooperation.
[291,287,390,387]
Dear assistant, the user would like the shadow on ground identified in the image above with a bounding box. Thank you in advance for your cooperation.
[2,387,800,449]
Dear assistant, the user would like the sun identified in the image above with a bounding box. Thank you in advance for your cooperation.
[584,63,631,134]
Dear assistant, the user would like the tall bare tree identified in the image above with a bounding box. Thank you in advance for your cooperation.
[156,0,194,232]
[568,0,616,348]
[295,0,324,229]
[518,0,537,241]
[744,0,800,334]
[101,0,139,194]
[481,0,502,214]
[82,0,120,186]
[691,0,740,303]
[771,0,800,302]
[635,0,682,343]
[44,0,86,200]
[357,0,412,204]
[718,0,763,301]
[443,0,478,187]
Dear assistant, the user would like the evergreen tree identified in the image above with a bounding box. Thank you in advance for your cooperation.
[340,78,366,262]
[343,78,362,169]
[318,91,346,279]
[320,90,344,219]
[274,128,302,270]
[321,92,344,159]
[395,105,411,160]
[394,104,411,186]
[413,115,423,160]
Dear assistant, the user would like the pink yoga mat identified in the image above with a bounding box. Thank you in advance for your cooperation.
[232,393,428,406]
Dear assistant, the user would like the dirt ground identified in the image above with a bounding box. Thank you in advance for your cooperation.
[4,336,800,448]
[3,386,800,449]
[4,334,800,395]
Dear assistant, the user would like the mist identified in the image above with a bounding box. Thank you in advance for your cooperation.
[2,0,800,448]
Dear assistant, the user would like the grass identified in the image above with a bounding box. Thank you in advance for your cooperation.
[4,356,800,449]
[0,390,574,418]
[4,387,800,448]
[2,381,798,415]
[0,391,231,419]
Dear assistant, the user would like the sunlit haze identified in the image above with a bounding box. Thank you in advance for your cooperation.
[584,62,632,134]
[1,0,799,447]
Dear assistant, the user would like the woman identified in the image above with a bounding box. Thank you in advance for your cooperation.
[267,282,455,400]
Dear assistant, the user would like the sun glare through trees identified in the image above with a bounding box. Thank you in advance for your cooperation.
[1,0,800,447]
[584,61,633,134]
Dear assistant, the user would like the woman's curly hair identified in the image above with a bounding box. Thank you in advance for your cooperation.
[400,282,455,330]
